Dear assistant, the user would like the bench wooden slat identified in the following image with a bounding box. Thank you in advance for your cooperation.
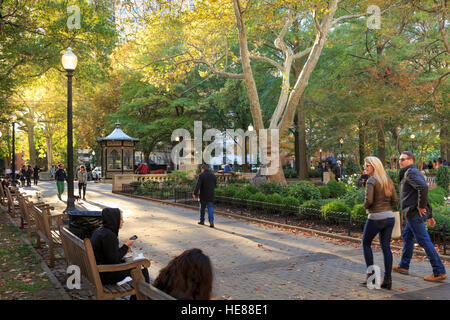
[136,280,176,300]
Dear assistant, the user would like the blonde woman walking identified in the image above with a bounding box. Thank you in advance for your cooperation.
[361,156,398,290]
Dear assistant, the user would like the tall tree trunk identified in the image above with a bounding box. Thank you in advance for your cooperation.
[358,120,365,167]
[294,116,300,175]
[376,119,386,165]
[26,125,36,167]
[297,97,308,180]
[440,125,449,161]
[46,135,53,171]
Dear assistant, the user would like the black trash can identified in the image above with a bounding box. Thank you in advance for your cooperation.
[68,211,103,240]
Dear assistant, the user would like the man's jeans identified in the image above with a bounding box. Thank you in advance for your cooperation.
[362,217,395,277]
[399,216,446,276]
[200,202,214,224]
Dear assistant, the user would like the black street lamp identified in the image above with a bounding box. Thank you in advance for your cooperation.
[62,47,78,212]
[10,115,17,187]
[339,138,344,163]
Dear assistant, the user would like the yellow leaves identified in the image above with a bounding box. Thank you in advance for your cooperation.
[198,70,209,78]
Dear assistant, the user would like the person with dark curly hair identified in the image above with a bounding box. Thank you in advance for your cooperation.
[153,248,213,300]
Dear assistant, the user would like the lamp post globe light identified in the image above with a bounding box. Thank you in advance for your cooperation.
[62,47,77,212]
[410,134,415,153]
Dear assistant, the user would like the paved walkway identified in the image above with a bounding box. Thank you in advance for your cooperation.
[21,181,450,300]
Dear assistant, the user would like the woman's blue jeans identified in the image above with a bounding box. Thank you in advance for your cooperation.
[362,217,395,278]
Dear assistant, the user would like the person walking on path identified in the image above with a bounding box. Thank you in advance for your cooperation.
[393,151,447,282]
[50,165,56,179]
[33,165,40,186]
[193,164,217,228]
[77,165,88,200]
[54,163,67,200]
[361,156,397,290]
[26,165,33,187]
[20,165,26,187]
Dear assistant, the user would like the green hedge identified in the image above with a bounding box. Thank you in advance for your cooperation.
[266,193,283,204]
[326,180,347,198]
[256,182,283,195]
[351,204,367,224]
[321,200,350,221]
[249,192,267,202]
[318,185,331,198]
[234,189,251,200]
[283,181,321,202]
[429,187,446,206]
[281,196,300,207]
[435,166,449,192]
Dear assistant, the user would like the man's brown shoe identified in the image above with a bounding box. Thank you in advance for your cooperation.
[393,266,409,275]
[424,274,447,282]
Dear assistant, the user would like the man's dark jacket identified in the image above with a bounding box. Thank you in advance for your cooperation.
[90,208,129,284]
[399,164,432,220]
[194,169,217,202]
[54,169,67,182]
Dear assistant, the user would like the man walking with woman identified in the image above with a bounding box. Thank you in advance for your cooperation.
[394,151,446,281]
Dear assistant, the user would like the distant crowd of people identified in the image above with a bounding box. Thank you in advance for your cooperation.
[4,164,41,188]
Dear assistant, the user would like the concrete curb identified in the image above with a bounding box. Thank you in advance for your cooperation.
[113,191,450,263]
[0,206,71,300]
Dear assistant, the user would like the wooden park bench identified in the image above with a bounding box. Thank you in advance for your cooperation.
[135,280,176,300]
[31,205,67,267]
[59,226,151,300]
[17,193,55,242]
[4,187,20,217]
[0,182,6,207]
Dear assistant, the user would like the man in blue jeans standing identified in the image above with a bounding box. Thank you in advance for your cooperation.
[193,165,217,228]
[394,151,447,281]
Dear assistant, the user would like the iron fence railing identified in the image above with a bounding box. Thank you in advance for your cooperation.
[121,184,449,255]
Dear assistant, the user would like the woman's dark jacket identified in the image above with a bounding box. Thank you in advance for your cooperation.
[364,176,397,213]
[90,208,129,284]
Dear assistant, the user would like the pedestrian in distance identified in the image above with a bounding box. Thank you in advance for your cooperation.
[33,165,40,186]
[26,165,32,187]
[361,156,398,290]
[77,165,88,200]
[54,163,67,200]
[336,160,343,181]
[50,165,56,179]
[1,177,9,197]
[20,165,26,187]
[153,248,213,300]
[193,164,217,228]
[393,151,447,282]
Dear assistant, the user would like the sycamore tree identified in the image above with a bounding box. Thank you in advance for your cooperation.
[130,0,398,185]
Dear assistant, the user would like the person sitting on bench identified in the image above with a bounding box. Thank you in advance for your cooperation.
[90,208,150,288]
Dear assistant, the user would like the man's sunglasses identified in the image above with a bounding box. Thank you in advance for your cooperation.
[399,158,410,162]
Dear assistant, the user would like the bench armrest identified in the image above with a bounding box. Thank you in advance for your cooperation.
[97,258,150,273]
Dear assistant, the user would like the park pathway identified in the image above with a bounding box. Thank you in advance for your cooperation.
[22,181,449,300]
